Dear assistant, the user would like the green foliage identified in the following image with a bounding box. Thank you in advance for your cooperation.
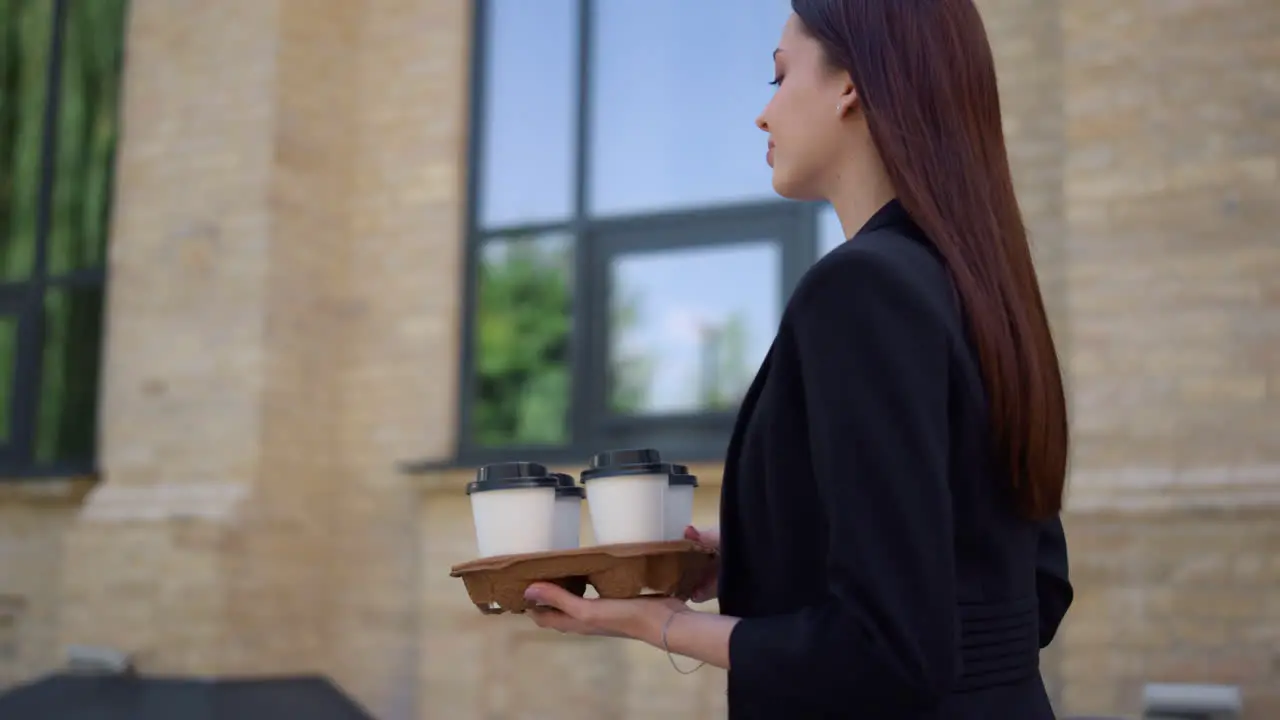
[47,0,127,276]
[472,238,573,446]
[0,0,54,283]
[472,235,663,446]
[704,312,751,410]
[607,285,652,413]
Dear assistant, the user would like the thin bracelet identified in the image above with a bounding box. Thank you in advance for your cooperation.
[660,609,706,675]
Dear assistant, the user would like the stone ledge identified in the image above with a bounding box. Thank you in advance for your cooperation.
[75,481,249,523]
[1066,463,1280,514]
[0,475,98,506]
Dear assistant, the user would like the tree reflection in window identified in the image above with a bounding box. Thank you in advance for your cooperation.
[472,234,573,447]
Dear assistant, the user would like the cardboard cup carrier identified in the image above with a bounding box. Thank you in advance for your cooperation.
[455,451,713,614]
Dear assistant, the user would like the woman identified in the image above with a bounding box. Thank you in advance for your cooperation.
[523,1,1073,717]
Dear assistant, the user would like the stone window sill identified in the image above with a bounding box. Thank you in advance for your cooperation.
[0,475,98,505]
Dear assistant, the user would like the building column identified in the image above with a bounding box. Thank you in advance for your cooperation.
[1056,1,1280,713]
[57,2,468,718]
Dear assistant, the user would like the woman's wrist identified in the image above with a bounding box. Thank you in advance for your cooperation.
[633,601,684,648]
[641,602,740,670]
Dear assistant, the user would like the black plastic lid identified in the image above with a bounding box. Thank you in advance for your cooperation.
[550,472,577,488]
[555,485,585,499]
[669,471,698,487]
[667,463,698,486]
[465,461,560,495]
[580,448,673,482]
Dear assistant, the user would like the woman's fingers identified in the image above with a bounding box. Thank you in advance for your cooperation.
[682,525,721,602]
[528,606,594,634]
[524,582,590,617]
[683,525,720,549]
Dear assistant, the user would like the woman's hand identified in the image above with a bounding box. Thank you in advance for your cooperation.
[684,525,721,603]
[523,582,688,647]
[523,567,742,671]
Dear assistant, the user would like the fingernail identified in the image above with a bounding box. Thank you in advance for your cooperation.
[523,586,541,602]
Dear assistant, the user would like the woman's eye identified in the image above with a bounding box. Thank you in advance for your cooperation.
[769,76,783,87]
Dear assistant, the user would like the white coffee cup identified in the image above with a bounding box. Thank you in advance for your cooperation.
[466,462,560,557]
[551,473,585,550]
[665,465,698,540]
[581,448,670,545]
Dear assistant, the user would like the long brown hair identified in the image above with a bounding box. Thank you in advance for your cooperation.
[793,0,1069,520]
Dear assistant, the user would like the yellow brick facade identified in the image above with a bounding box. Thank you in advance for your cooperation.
[1,1,1277,718]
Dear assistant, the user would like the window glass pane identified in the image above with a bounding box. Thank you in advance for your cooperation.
[817,203,846,258]
[471,233,573,446]
[609,241,780,414]
[478,0,578,229]
[590,0,793,216]
[47,0,128,275]
[0,314,17,442]
[0,0,56,281]
[37,284,105,465]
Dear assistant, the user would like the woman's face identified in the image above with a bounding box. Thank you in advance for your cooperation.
[756,14,856,201]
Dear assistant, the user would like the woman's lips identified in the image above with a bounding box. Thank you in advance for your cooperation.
[767,142,775,168]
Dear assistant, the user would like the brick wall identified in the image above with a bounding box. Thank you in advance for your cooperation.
[1059,509,1280,714]
[1061,0,1280,510]
[0,484,88,687]
[0,0,1275,718]
[1051,1,1280,715]
[41,1,466,716]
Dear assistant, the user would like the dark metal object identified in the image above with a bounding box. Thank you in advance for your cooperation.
[0,672,377,720]
[1142,682,1242,720]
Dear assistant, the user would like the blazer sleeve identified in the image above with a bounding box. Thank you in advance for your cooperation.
[1036,515,1073,647]
[727,248,959,710]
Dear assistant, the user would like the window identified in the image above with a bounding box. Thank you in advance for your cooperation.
[0,0,129,477]
[606,242,780,416]
[451,0,833,466]
[589,2,787,215]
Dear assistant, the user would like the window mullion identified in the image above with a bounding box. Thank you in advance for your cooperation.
[9,295,43,468]
[568,0,594,452]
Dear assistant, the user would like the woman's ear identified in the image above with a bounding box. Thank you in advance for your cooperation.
[834,90,855,118]
[836,84,859,119]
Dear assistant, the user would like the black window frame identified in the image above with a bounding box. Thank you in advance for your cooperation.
[0,0,117,480]
[408,0,830,472]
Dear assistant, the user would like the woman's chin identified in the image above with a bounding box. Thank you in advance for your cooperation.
[771,172,821,202]
[770,171,799,199]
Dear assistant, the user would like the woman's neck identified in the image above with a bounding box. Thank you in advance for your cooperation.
[827,146,897,240]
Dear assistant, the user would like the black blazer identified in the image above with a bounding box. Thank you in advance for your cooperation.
[717,200,1073,719]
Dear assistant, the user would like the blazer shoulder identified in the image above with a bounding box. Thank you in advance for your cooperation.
[793,226,953,316]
